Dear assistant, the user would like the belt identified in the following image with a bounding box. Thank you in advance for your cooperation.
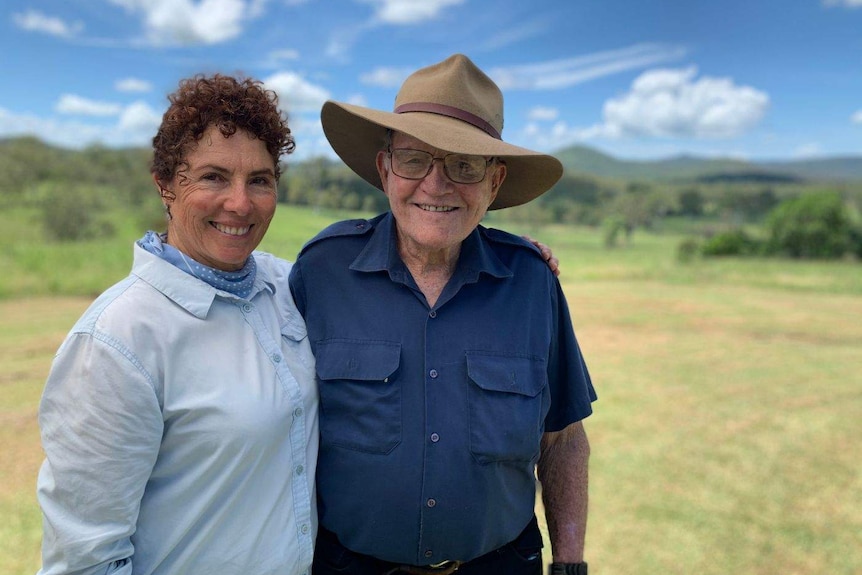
[383,561,462,575]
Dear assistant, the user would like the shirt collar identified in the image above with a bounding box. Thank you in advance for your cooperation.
[132,244,275,319]
[349,212,512,283]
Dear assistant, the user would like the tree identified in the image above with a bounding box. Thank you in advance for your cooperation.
[39,182,117,241]
[765,192,853,259]
[678,188,705,217]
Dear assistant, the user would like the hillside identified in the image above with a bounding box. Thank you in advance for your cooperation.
[3,136,862,197]
[554,144,862,183]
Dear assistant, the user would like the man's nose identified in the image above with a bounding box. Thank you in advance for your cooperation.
[423,158,453,189]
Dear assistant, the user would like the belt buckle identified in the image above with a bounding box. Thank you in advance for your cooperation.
[394,559,461,575]
[426,560,460,573]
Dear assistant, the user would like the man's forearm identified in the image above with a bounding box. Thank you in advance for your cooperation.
[537,421,590,563]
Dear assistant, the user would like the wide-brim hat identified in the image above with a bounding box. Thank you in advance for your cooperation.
[321,53,563,210]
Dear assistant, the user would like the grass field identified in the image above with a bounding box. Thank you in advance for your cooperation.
[2,205,861,574]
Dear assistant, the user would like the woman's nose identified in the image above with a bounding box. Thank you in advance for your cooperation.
[224,182,253,214]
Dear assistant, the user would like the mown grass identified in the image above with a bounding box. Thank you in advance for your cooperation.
[2,204,861,574]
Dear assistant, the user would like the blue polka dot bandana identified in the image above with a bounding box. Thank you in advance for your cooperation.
[137,231,256,299]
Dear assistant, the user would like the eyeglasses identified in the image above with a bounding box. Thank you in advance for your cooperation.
[388,148,494,184]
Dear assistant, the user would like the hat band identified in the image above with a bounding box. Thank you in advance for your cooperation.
[395,102,501,140]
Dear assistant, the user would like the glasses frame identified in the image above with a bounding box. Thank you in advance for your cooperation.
[387,147,495,184]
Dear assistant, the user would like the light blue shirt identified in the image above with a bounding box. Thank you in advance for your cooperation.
[36,245,318,575]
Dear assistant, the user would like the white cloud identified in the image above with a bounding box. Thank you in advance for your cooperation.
[346,94,369,107]
[488,43,688,91]
[263,72,330,113]
[0,106,155,149]
[118,101,163,133]
[361,0,465,25]
[107,0,250,45]
[56,95,123,117]
[481,17,552,51]
[360,66,413,88]
[0,107,105,148]
[852,109,862,124]
[527,107,559,122]
[116,78,153,93]
[259,49,302,69]
[823,0,862,7]
[269,49,300,62]
[793,143,824,158]
[518,119,587,152]
[586,66,769,139]
[13,10,83,38]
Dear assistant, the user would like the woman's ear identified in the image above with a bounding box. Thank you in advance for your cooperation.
[153,174,175,202]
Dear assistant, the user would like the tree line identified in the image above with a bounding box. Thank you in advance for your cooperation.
[2,136,860,260]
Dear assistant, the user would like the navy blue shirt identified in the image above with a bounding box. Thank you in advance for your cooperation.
[289,212,596,565]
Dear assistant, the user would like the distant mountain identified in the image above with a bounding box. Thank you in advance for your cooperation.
[758,157,862,182]
[553,144,862,183]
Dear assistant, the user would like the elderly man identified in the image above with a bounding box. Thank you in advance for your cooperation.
[289,54,596,575]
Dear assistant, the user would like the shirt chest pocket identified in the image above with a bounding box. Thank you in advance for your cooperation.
[315,340,402,454]
[466,352,547,464]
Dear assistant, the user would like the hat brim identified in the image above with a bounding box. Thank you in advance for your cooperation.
[321,101,563,210]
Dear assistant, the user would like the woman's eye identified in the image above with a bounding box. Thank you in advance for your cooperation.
[202,173,223,182]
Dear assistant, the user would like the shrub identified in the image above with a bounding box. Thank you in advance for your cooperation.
[602,216,626,248]
[701,228,760,257]
[40,183,118,241]
[676,238,701,263]
[765,192,853,259]
[850,226,862,259]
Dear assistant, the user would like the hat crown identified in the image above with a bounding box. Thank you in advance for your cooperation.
[394,54,504,137]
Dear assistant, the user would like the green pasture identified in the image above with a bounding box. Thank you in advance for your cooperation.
[2,204,860,574]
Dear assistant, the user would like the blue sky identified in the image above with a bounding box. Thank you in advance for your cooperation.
[2,0,861,162]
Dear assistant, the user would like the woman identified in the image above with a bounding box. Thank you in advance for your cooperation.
[36,75,318,575]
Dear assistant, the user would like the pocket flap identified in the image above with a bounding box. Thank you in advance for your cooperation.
[280,314,307,342]
[316,340,401,381]
[466,352,545,397]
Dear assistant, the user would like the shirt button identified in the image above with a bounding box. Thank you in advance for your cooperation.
[429,369,438,379]
[424,550,433,559]
[427,498,436,507]
[294,407,303,417]
[242,303,252,313]
[301,524,309,534]
[430,433,440,443]
[272,354,282,363]
[429,310,437,318]
[296,465,304,475]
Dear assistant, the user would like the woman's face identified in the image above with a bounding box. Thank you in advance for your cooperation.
[161,125,277,271]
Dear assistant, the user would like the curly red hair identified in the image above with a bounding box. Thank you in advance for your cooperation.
[151,74,295,185]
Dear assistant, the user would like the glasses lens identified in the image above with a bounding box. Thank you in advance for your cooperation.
[392,149,433,179]
[391,148,489,183]
[444,154,488,183]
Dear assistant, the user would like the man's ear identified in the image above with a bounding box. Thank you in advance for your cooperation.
[375,150,391,195]
[489,161,507,203]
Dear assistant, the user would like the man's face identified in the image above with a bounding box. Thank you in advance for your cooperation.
[375,131,506,258]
